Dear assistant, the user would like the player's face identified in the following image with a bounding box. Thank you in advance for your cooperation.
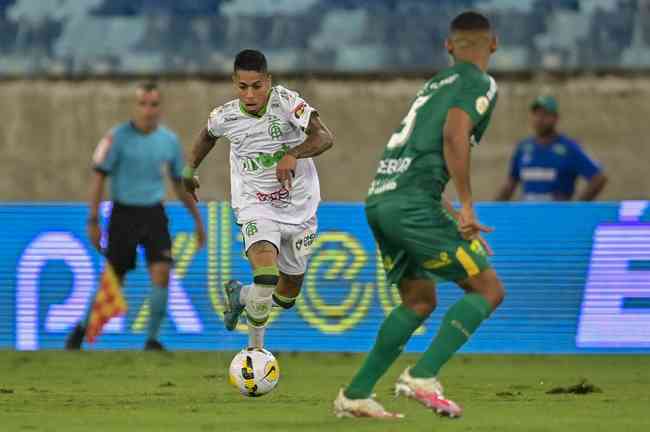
[234,70,271,114]
[133,89,161,132]
[530,108,558,137]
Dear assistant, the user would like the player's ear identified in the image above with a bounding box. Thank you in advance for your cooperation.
[231,72,239,86]
[266,73,272,87]
[445,38,454,55]
[490,34,498,54]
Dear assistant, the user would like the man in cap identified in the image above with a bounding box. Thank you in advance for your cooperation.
[496,95,607,201]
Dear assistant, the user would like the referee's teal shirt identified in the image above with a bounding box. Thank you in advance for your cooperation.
[92,122,184,206]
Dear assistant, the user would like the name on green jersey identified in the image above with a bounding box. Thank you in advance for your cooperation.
[377,157,412,175]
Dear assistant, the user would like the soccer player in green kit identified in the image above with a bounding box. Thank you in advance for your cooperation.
[334,11,505,419]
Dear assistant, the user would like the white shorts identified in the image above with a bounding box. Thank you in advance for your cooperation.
[241,216,318,275]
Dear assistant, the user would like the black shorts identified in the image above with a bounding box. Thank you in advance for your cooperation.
[106,202,172,275]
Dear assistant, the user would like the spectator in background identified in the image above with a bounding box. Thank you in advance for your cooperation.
[495,95,608,201]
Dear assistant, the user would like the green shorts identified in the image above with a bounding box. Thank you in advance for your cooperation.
[366,198,491,285]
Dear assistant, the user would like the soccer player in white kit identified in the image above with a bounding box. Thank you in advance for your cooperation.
[183,50,334,348]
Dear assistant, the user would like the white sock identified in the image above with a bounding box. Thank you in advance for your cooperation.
[239,284,252,306]
[248,324,266,348]
[244,283,274,326]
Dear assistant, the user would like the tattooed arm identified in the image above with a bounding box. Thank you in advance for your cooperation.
[277,114,334,188]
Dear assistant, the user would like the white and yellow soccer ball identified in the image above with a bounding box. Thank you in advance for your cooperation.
[228,348,280,397]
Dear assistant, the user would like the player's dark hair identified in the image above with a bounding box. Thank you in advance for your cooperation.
[234,49,268,74]
[136,81,159,93]
[450,11,491,32]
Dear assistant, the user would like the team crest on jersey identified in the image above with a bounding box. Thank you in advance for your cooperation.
[552,144,567,156]
[475,96,489,115]
[268,119,283,140]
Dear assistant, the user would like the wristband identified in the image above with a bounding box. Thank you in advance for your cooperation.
[182,166,195,179]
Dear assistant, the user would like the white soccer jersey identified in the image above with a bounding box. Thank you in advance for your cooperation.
[207,85,320,225]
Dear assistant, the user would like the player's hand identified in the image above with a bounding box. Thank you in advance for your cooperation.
[183,175,200,202]
[276,154,297,190]
[87,220,102,251]
[458,205,493,241]
[194,223,206,249]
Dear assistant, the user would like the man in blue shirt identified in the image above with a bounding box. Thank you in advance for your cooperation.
[65,82,205,351]
[496,96,607,201]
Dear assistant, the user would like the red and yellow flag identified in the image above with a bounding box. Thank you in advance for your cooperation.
[85,264,128,343]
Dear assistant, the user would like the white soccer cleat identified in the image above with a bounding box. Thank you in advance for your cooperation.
[394,368,463,418]
[333,389,404,419]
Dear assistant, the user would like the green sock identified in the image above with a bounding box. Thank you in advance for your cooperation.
[147,285,168,341]
[410,293,491,378]
[345,305,425,399]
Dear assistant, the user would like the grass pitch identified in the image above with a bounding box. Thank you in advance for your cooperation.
[0,352,648,431]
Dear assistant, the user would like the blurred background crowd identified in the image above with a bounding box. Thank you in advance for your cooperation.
[2,0,650,75]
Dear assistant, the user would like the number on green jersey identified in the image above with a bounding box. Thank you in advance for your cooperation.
[386,94,432,149]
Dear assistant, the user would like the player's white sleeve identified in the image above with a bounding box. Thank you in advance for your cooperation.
[206,106,224,138]
[277,86,316,130]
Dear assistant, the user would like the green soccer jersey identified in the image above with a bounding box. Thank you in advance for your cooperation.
[367,61,497,204]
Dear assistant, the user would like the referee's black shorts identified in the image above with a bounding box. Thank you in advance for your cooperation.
[106,202,173,275]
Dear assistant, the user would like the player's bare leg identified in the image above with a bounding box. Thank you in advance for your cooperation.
[144,261,171,351]
[238,241,279,348]
[398,269,505,417]
[457,268,506,310]
[335,278,433,419]
[273,272,303,310]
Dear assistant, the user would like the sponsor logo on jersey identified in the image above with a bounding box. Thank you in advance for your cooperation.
[241,144,290,172]
[418,73,458,95]
[367,179,397,196]
[376,157,412,175]
[423,252,452,269]
[293,102,306,119]
[521,167,557,181]
[294,232,316,251]
[383,256,395,271]
[224,114,238,122]
[256,187,291,207]
[276,87,291,102]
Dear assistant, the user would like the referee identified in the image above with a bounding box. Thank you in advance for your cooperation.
[65,82,206,351]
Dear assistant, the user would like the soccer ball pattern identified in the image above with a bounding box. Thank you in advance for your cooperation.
[229,348,280,397]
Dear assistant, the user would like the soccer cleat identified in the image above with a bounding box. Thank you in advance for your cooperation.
[65,323,86,350]
[333,389,404,419]
[223,280,245,331]
[144,339,166,351]
[394,368,462,418]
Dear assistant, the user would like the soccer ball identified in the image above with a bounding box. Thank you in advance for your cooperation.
[228,347,280,397]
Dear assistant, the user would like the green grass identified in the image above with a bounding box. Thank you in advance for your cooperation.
[0,352,648,431]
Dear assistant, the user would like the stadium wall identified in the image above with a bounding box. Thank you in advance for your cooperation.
[1,77,649,202]
[1,201,649,353]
